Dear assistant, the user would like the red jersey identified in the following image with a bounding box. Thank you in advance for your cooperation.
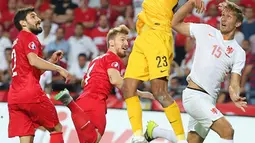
[78,51,124,101]
[8,30,44,104]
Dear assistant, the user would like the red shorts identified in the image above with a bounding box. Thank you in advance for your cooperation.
[8,95,60,137]
[75,96,107,136]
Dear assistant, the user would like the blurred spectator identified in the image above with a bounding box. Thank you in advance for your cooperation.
[179,37,196,84]
[69,53,89,82]
[40,71,52,96]
[74,0,97,36]
[239,0,255,17]
[169,61,182,81]
[16,0,26,9]
[234,29,244,46]
[174,11,201,65]
[250,34,255,54]
[90,14,109,53]
[0,24,12,74]
[53,0,78,24]
[35,0,52,12]
[205,0,220,17]
[45,27,69,59]
[109,0,132,26]
[204,1,220,28]
[242,40,253,65]
[88,0,101,8]
[0,48,12,90]
[69,53,90,92]
[22,0,36,6]
[0,0,8,13]
[0,0,16,31]
[169,77,184,99]
[47,50,69,91]
[67,23,98,67]
[241,40,253,99]
[40,8,59,34]
[96,0,109,16]
[133,0,143,22]
[9,27,19,42]
[62,8,76,40]
[114,16,126,27]
[241,53,255,104]
[241,6,255,40]
[37,19,56,48]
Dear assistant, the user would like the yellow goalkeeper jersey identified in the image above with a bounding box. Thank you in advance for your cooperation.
[136,0,178,34]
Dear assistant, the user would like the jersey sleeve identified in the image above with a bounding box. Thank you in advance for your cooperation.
[231,49,246,75]
[189,23,209,38]
[23,36,40,56]
[105,56,122,72]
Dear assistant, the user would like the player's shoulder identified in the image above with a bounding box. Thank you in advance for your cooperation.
[190,23,216,33]
[233,41,246,56]
[105,51,120,60]
[18,30,37,41]
[228,40,246,58]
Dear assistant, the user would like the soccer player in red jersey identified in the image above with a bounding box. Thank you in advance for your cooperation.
[8,7,71,143]
[55,25,153,143]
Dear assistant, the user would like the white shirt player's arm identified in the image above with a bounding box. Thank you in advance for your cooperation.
[172,0,195,37]
[107,68,154,99]
[229,50,246,99]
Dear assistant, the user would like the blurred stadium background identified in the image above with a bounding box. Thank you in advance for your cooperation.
[0,0,255,143]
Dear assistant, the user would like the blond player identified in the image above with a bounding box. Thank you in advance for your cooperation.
[142,1,247,143]
[121,0,203,143]
[151,0,247,143]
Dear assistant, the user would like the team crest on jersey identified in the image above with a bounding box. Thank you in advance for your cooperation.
[226,46,234,54]
[111,62,119,69]
[28,42,36,50]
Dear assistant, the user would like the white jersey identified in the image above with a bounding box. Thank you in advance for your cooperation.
[187,23,246,99]
[40,71,52,90]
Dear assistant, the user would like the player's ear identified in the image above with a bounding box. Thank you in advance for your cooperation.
[109,39,114,47]
[235,21,241,28]
[20,20,27,28]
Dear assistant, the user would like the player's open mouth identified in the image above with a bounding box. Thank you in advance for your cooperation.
[122,47,128,51]
[221,24,226,27]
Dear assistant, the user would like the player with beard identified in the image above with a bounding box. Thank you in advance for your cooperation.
[54,25,153,143]
[8,7,71,143]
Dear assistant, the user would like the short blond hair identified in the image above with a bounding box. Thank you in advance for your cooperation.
[220,0,244,22]
[106,25,130,48]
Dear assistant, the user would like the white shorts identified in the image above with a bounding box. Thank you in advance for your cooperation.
[182,88,223,138]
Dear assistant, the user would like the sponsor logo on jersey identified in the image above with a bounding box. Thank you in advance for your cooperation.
[28,42,36,50]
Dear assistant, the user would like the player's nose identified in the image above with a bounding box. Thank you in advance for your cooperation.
[124,40,129,46]
[37,17,42,23]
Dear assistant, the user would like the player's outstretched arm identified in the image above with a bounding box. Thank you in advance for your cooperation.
[27,52,71,83]
[240,64,252,91]
[107,68,123,89]
[229,73,247,112]
[136,90,154,100]
[41,50,64,74]
[172,0,205,37]
[107,68,154,99]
